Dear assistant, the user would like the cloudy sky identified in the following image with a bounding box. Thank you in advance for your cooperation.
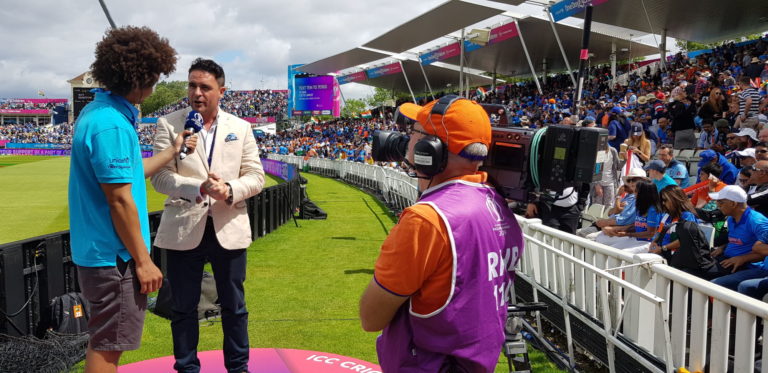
[0,0,666,101]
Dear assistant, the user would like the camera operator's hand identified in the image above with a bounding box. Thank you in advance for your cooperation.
[525,203,538,218]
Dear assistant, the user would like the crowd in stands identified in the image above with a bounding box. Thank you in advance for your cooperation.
[556,36,768,302]
[256,117,397,166]
[147,89,287,118]
[0,100,60,111]
[0,122,73,144]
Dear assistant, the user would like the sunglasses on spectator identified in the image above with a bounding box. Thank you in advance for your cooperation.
[757,149,768,154]
[752,167,768,173]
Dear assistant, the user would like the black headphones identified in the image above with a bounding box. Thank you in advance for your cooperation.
[412,95,464,177]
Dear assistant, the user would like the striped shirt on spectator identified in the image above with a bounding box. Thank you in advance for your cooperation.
[739,88,761,118]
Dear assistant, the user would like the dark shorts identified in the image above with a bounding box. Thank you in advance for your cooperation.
[77,258,147,351]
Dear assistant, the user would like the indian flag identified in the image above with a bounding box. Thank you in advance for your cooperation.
[310,116,319,124]
[476,86,487,99]
[361,110,372,119]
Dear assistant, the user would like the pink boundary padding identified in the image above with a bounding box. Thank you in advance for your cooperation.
[118,348,381,373]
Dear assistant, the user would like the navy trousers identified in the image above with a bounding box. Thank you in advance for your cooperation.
[166,217,249,373]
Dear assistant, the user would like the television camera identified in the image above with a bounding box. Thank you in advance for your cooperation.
[371,96,609,205]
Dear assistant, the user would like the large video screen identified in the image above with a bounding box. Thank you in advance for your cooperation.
[290,75,339,117]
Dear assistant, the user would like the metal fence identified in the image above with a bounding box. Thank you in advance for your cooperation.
[269,155,418,214]
[0,161,301,337]
[270,154,768,373]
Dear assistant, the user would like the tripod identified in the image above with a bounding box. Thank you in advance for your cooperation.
[503,302,549,373]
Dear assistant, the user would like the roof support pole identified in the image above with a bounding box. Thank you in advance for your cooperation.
[514,19,543,96]
[398,61,417,103]
[546,8,577,87]
[459,28,465,97]
[492,71,496,92]
[466,74,470,99]
[338,84,347,107]
[572,5,594,118]
[610,41,617,89]
[543,58,548,85]
[659,28,667,72]
[98,0,117,29]
[417,58,436,100]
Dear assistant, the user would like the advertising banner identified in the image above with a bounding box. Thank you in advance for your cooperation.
[420,41,483,66]
[262,158,296,181]
[0,109,50,114]
[366,62,403,79]
[244,116,277,124]
[0,149,71,156]
[291,75,336,117]
[550,0,610,22]
[0,98,66,104]
[5,143,69,149]
[488,22,519,45]
[332,78,341,117]
[336,71,367,85]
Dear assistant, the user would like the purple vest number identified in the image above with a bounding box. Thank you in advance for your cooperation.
[377,180,524,372]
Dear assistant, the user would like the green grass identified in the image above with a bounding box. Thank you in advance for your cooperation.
[2,156,564,372]
[0,156,280,244]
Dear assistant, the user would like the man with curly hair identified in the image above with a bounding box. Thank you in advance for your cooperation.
[68,26,196,373]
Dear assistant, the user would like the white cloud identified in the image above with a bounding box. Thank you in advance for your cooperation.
[0,0,444,100]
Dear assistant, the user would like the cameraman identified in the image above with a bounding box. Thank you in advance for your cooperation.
[359,97,524,372]
[525,187,581,234]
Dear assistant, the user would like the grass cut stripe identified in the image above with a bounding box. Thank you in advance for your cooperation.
[0,156,280,244]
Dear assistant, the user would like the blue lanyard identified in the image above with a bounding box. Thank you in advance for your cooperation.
[207,125,218,167]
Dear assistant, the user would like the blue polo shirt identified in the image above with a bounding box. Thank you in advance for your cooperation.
[659,211,697,246]
[634,206,662,242]
[665,160,690,188]
[612,194,637,225]
[654,174,678,192]
[68,91,149,267]
[724,207,768,261]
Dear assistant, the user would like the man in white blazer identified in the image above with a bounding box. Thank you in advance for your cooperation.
[151,58,264,373]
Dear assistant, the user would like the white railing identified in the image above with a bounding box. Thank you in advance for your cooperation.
[270,154,768,373]
[269,154,418,212]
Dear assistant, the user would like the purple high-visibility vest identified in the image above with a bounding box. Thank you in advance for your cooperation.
[376,179,524,372]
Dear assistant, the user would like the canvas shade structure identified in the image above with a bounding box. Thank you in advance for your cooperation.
[298,48,391,75]
[351,60,493,95]
[438,16,658,79]
[362,0,505,54]
[562,0,768,43]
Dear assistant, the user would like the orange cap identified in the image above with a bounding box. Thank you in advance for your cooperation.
[548,98,556,104]
[398,98,491,155]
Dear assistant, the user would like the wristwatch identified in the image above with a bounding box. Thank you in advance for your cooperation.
[225,182,233,204]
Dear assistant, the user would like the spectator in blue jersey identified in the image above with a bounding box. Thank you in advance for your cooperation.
[698,149,739,185]
[595,179,661,253]
[607,107,630,151]
[649,185,698,255]
[577,168,646,239]
[710,186,768,299]
[645,160,678,191]
[655,117,672,146]
[656,145,691,188]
